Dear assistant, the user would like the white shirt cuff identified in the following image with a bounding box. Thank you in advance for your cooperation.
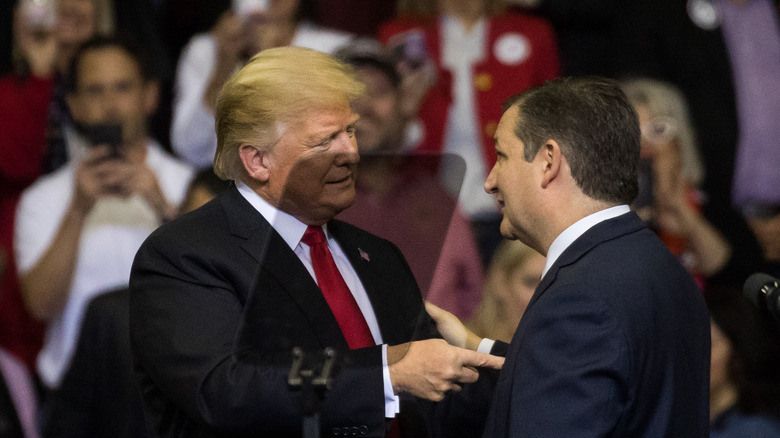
[477,338,495,354]
[382,344,400,418]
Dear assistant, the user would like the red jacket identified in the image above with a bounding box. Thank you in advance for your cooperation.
[379,13,560,173]
[0,73,52,370]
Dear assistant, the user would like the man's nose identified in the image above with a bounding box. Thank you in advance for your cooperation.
[484,166,497,194]
[97,92,121,121]
[332,131,360,163]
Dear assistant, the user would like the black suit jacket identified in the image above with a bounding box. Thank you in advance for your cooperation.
[482,212,711,437]
[129,185,440,437]
[42,289,147,438]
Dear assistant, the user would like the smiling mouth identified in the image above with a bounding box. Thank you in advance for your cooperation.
[327,173,353,185]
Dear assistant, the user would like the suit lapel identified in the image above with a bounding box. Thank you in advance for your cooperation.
[260,233,350,350]
[222,186,348,350]
[329,221,414,346]
[528,212,647,309]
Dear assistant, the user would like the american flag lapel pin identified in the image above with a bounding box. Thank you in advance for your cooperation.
[358,248,370,262]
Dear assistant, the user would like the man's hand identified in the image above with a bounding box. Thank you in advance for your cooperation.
[387,339,503,402]
[119,161,176,221]
[71,147,132,216]
[425,301,482,351]
[71,147,174,221]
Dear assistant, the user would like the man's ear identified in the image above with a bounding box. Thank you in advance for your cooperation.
[143,80,160,115]
[540,139,563,189]
[239,144,270,182]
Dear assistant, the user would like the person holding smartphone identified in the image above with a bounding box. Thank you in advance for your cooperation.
[621,78,734,284]
[14,36,193,392]
[0,0,116,372]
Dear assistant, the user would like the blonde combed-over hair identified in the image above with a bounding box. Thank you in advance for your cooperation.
[213,46,365,181]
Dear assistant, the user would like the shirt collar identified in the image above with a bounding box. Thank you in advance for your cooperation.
[235,180,321,251]
[541,205,631,279]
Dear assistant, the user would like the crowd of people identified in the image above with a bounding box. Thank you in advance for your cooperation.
[1,0,779,437]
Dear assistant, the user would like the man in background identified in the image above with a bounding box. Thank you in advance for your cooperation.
[14,35,193,391]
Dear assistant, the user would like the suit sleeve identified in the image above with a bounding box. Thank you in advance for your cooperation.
[498,283,629,436]
[129,231,388,436]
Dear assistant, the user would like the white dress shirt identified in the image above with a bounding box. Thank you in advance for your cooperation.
[477,205,632,353]
[236,182,400,417]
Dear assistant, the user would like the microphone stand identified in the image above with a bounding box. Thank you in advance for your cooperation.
[288,347,337,438]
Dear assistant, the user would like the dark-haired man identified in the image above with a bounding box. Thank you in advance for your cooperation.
[14,36,193,390]
[485,77,710,436]
[433,77,710,436]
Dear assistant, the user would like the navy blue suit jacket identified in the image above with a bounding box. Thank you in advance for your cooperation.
[482,212,710,437]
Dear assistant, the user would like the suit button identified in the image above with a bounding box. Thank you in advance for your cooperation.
[359,425,368,435]
[332,427,341,436]
[350,426,359,435]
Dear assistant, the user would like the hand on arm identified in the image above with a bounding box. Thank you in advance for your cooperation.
[424,301,483,350]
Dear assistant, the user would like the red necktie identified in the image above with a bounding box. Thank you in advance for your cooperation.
[302,226,374,349]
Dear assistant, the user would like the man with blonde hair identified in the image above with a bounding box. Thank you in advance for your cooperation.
[129,46,503,437]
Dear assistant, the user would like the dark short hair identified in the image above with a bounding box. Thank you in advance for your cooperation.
[335,38,400,88]
[505,77,640,205]
[66,34,156,93]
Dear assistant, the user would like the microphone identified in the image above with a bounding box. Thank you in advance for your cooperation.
[743,273,780,321]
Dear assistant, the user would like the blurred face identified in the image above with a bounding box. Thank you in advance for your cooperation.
[67,47,157,147]
[352,65,403,152]
[484,105,542,247]
[263,105,360,225]
[57,0,97,48]
[245,0,300,51]
[504,251,545,320]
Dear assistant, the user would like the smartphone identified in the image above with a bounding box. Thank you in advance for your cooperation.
[19,0,57,31]
[388,29,428,70]
[77,122,124,158]
[233,0,269,19]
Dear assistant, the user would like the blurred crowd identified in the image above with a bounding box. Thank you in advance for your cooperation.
[0,0,778,436]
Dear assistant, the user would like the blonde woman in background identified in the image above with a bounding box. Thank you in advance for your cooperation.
[467,239,545,343]
[621,78,731,282]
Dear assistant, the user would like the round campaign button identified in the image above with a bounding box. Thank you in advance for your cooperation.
[493,33,531,66]
[687,0,720,31]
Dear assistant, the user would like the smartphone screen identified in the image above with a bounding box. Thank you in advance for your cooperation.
[77,122,124,158]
